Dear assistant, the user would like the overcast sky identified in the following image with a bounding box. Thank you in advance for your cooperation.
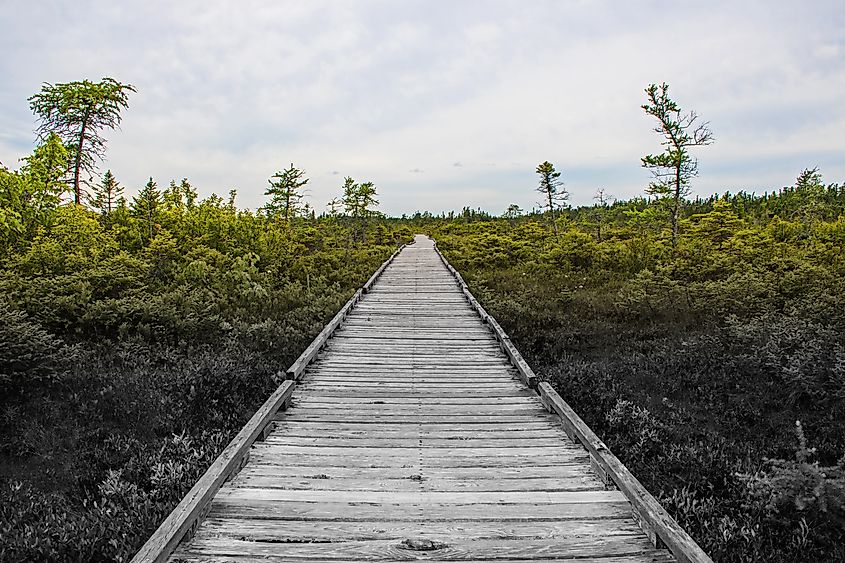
[1,1,843,216]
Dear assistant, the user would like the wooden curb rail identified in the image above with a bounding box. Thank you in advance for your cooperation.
[130,381,294,563]
[132,243,406,562]
[286,244,406,381]
[431,238,713,563]
[431,240,537,390]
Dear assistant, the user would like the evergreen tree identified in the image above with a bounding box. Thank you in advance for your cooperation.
[162,179,185,213]
[792,167,828,225]
[641,82,714,248]
[592,188,611,242]
[132,177,161,241]
[341,177,379,243]
[180,178,198,209]
[357,182,379,218]
[88,170,123,219]
[21,132,69,204]
[341,177,359,217]
[327,197,343,217]
[536,161,567,236]
[503,204,524,220]
[28,77,135,204]
[265,164,308,223]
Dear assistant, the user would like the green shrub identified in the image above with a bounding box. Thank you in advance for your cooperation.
[0,302,71,398]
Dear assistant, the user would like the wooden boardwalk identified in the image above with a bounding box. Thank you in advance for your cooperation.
[136,235,710,562]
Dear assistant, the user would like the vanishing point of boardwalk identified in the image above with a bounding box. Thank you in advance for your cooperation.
[134,235,710,562]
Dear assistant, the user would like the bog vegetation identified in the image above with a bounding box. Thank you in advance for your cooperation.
[1,79,843,562]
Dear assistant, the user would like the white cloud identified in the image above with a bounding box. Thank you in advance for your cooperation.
[1,0,843,214]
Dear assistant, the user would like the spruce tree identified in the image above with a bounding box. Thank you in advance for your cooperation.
[132,177,161,241]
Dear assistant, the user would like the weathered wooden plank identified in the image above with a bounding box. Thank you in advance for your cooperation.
[248,445,581,459]
[194,517,644,541]
[275,416,559,426]
[216,488,628,505]
[228,474,603,492]
[208,498,638,522]
[232,464,596,481]
[174,535,668,561]
[173,556,673,563]
[248,453,590,469]
[279,402,545,412]
[289,395,535,404]
[262,436,569,448]
[289,389,532,398]
[269,427,564,440]
[270,426,559,435]
[130,380,294,563]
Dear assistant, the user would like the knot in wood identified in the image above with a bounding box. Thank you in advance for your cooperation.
[398,538,448,551]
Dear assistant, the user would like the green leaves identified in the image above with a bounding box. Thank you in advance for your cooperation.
[641,83,714,247]
[265,163,309,222]
[28,78,135,204]
[341,176,380,218]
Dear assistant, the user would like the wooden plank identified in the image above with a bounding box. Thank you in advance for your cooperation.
[538,382,711,563]
[248,445,581,459]
[288,389,532,398]
[194,517,644,541]
[275,415,558,425]
[233,464,596,481]
[269,420,561,433]
[130,380,294,563]
[269,427,564,440]
[277,406,545,417]
[208,498,637,522]
[174,535,668,561]
[228,474,604,493]
[173,555,673,563]
[288,396,536,404]
[216,488,629,505]
[262,436,569,448]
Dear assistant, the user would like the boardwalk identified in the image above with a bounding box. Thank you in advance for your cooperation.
[138,235,709,562]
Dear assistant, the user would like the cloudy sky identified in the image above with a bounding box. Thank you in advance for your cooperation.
[1,1,843,215]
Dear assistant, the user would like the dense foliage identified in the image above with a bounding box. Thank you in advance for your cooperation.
[0,158,409,559]
[429,172,845,563]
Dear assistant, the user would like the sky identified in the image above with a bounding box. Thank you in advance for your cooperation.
[1,0,844,216]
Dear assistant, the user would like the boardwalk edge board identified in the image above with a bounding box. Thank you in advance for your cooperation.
[132,244,406,562]
[286,243,406,381]
[431,240,537,389]
[431,238,713,563]
[130,380,295,563]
